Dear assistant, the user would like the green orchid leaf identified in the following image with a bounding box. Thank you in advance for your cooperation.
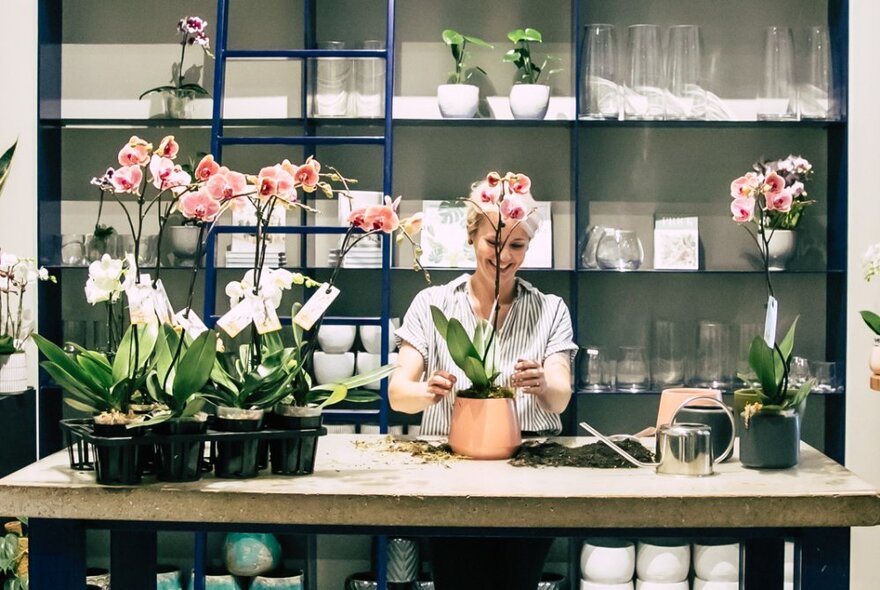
[291,303,304,349]
[0,335,15,355]
[32,333,95,389]
[472,321,486,357]
[261,330,284,355]
[64,397,99,414]
[327,363,396,390]
[177,83,210,96]
[138,85,179,99]
[172,330,217,404]
[73,347,112,372]
[777,316,799,364]
[445,317,481,369]
[40,362,104,410]
[210,360,239,395]
[316,384,348,409]
[430,305,450,340]
[145,372,164,405]
[861,310,880,336]
[502,49,522,62]
[748,335,778,399]
[135,323,159,368]
[463,355,489,388]
[111,325,136,383]
[0,140,17,195]
[463,35,493,49]
[442,29,464,46]
[180,394,206,418]
[135,409,173,429]
[76,354,114,390]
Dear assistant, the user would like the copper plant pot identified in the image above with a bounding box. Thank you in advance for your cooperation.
[448,396,521,459]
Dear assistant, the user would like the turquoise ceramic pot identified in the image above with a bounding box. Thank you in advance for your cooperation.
[156,566,183,590]
[251,569,304,590]
[223,533,282,577]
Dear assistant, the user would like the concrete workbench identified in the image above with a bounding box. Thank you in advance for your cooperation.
[1,435,879,589]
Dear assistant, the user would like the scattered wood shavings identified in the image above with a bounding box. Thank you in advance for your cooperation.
[353,436,459,465]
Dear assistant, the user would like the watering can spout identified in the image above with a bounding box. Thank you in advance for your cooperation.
[578,421,654,468]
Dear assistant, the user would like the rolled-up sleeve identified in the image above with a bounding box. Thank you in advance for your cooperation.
[394,289,432,363]
[544,298,578,365]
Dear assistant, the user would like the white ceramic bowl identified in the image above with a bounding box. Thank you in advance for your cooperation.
[580,580,634,590]
[693,541,739,582]
[581,539,635,583]
[317,324,357,353]
[312,351,355,385]
[635,580,688,590]
[636,539,690,583]
[693,578,738,590]
[784,541,794,583]
[359,318,400,354]
[357,352,398,390]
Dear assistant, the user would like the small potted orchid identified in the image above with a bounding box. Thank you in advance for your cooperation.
[729,154,815,271]
[139,16,213,118]
[437,29,493,119]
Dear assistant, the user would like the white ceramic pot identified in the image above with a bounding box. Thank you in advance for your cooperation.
[758,229,796,271]
[312,351,355,385]
[168,225,202,263]
[635,539,690,583]
[634,580,688,590]
[580,581,634,590]
[357,352,398,390]
[317,324,357,353]
[0,352,28,394]
[509,84,551,119]
[437,84,479,118]
[580,539,636,583]
[359,318,400,354]
[693,540,740,582]
[870,339,880,373]
[693,579,738,590]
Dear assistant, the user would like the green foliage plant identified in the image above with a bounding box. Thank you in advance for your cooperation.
[0,518,28,590]
[503,28,561,84]
[441,29,493,84]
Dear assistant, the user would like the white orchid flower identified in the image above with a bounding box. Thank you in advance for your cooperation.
[0,253,19,267]
[84,277,112,304]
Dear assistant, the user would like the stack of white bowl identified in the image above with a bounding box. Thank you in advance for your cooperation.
[692,540,740,590]
[634,539,690,590]
[580,539,635,590]
[784,541,794,590]
[314,325,357,385]
[356,319,400,390]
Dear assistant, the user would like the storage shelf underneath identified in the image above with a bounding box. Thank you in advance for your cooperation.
[576,388,845,396]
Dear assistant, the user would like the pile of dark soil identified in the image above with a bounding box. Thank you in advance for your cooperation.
[509,439,654,468]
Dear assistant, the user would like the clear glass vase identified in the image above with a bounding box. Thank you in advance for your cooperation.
[163,91,195,119]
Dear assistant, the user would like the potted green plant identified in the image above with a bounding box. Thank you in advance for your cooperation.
[139,16,214,118]
[437,29,493,119]
[0,518,28,590]
[503,28,560,119]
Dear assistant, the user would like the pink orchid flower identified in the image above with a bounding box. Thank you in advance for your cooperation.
[363,203,400,233]
[195,155,221,181]
[762,171,785,196]
[766,188,793,213]
[156,136,180,159]
[179,189,220,222]
[486,171,502,187]
[166,166,192,194]
[111,165,143,194]
[473,180,502,204]
[508,173,531,195]
[500,194,527,220]
[257,165,296,201]
[347,207,368,230]
[730,172,761,199]
[789,181,805,197]
[149,155,175,190]
[291,157,321,192]
[206,168,247,202]
[179,16,207,34]
[730,197,755,223]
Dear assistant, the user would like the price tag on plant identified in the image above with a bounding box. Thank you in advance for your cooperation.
[152,279,175,325]
[252,295,282,334]
[294,283,340,330]
[174,309,209,339]
[764,295,778,348]
[216,297,255,338]
[127,283,157,325]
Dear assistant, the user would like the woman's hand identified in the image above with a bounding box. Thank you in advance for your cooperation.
[426,370,457,399]
[513,358,546,397]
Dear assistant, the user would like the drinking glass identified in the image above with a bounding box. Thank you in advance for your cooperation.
[757,26,797,120]
[616,345,650,391]
[312,41,351,117]
[651,319,686,388]
[665,25,705,119]
[60,233,86,265]
[810,360,838,393]
[581,24,620,119]
[692,320,732,389]
[578,345,611,391]
[580,226,614,269]
[789,355,811,388]
[596,230,644,270]
[356,40,386,117]
[800,26,834,119]
[624,24,664,120]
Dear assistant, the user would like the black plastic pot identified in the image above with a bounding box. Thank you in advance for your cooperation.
[92,422,143,485]
[214,412,264,479]
[738,411,800,469]
[155,418,208,482]
[269,412,324,476]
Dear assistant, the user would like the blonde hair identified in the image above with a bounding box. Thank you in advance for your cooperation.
[466,182,542,239]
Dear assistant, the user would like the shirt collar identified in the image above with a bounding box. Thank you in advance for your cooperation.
[451,273,535,299]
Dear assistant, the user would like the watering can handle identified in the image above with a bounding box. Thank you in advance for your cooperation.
[578,420,654,468]
[669,395,737,464]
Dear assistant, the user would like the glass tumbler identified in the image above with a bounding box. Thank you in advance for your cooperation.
[810,360,838,393]
[616,345,650,391]
[596,230,644,270]
[580,226,614,269]
[312,40,351,117]
[355,40,386,117]
[60,233,86,265]
[581,24,620,119]
[800,26,834,119]
[692,320,732,389]
[578,345,611,391]
[665,25,705,119]
[651,319,687,388]
[789,355,811,388]
[624,24,664,120]
[757,26,797,120]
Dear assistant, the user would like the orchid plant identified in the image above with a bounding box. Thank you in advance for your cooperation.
[859,245,880,338]
[140,16,213,101]
[430,171,536,399]
[0,254,54,355]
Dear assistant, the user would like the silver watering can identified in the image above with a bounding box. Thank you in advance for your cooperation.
[579,396,736,476]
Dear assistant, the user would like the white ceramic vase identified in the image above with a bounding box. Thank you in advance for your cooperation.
[758,229,796,270]
[870,338,880,373]
[437,84,479,118]
[509,84,550,119]
[0,352,28,394]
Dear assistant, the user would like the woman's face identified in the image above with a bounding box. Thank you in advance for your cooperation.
[470,214,531,284]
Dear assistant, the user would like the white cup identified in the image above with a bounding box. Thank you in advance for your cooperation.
[635,581,688,590]
[693,578,738,590]
[312,351,355,385]
[356,352,398,390]
[317,324,356,353]
[360,318,400,354]
[636,539,690,583]
[580,581,634,590]
[693,541,739,582]
[581,539,635,583]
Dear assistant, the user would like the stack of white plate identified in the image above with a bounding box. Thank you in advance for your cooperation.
[226,251,287,268]
[327,246,383,268]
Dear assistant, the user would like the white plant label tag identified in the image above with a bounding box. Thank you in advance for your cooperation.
[152,279,175,325]
[294,283,340,330]
[764,295,778,348]
[252,295,282,334]
[174,309,209,339]
[127,283,156,325]
[216,297,254,338]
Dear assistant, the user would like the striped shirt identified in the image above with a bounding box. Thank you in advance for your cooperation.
[395,273,578,436]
